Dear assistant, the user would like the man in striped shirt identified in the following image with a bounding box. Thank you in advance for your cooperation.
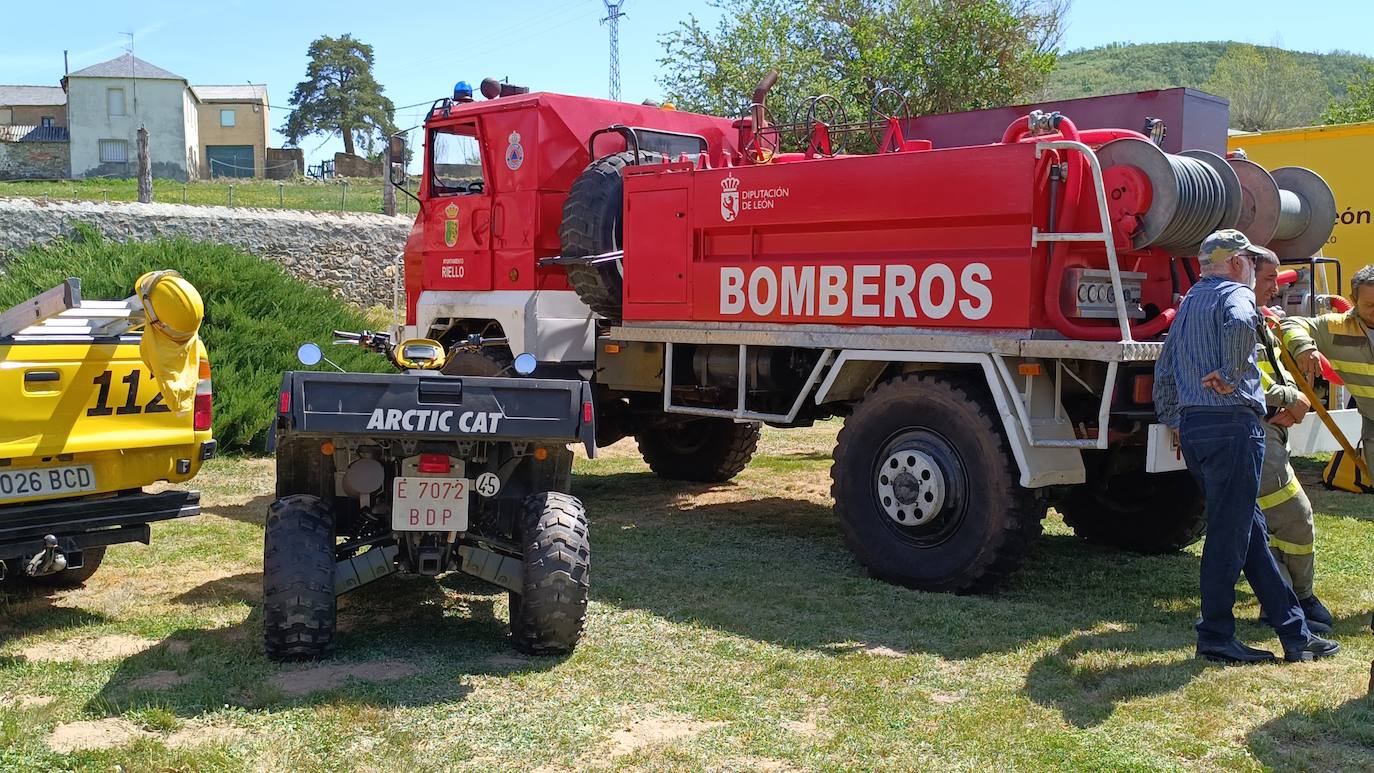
[1155,229,1338,664]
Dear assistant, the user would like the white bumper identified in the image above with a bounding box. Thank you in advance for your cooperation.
[412,289,596,363]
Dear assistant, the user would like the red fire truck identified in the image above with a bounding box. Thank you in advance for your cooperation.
[392,76,1335,592]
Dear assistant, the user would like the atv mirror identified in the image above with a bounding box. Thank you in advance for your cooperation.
[297,342,323,366]
[513,352,538,375]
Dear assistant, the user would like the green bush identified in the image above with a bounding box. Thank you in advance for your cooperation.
[0,226,391,452]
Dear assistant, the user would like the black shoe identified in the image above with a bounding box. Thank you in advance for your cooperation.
[1283,634,1340,662]
[1259,608,1333,635]
[1197,640,1278,665]
[1300,595,1334,630]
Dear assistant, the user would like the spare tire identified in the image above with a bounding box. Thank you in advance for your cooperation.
[559,151,664,324]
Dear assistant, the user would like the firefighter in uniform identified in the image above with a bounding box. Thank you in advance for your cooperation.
[1253,255,1332,633]
[1280,265,1374,476]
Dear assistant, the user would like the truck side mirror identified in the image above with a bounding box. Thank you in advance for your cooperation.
[388,135,406,167]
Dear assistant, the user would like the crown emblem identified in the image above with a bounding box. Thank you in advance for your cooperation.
[509,131,521,145]
[445,203,459,218]
[720,173,740,192]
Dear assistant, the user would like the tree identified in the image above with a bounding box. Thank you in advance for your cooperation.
[1322,64,1374,124]
[1204,44,1327,131]
[283,34,397,156]
[658,0,1065,140]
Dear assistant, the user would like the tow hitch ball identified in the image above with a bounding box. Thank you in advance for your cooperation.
[25,535,67,578]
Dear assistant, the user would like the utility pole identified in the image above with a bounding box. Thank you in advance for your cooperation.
[601,1,626,101]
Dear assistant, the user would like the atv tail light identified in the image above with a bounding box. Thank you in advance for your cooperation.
[194,358,213,432]
[1132,374,1154,405]
[584,401,594,422]
[417,453,451,473]
[279,390,290,413]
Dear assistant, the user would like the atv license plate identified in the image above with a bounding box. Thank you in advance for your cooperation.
[392,476,469,532]
[0,464,97,503]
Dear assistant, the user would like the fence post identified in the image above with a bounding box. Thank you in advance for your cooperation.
[136,126,152,203]
[278,182,285,208]
[102,189,109,203]
[182,185,187,205]
[228,184,235,208]
[341,180,349,210]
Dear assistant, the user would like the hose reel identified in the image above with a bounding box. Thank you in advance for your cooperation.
[1097,137,1336,258]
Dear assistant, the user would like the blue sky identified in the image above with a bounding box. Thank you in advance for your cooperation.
[4,0,1372,166]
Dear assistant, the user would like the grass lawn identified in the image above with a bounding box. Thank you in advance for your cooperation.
[0,178,419,216]
[2,423,1373,770]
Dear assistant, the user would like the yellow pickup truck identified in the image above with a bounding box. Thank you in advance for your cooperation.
[0,274,214,586]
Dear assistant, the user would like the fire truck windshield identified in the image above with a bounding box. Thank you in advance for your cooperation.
[430,124,484,196]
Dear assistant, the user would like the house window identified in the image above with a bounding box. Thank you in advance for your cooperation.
[107,88,126,117]
[0,108,11,125]
[98,139,129,163]
[41,116,54,128]
[220,109,235,127]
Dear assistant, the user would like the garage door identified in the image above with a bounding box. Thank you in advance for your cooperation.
[207,145,255,178]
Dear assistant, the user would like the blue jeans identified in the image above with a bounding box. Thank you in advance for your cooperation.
[1179,407,1310,648]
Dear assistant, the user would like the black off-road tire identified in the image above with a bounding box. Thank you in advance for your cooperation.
[636,418,760,483]
[831,373,1046,593]
[559,151,664,323]
[26,546,106,587]
[275,436,334,499]
[441,347,513,377]
[263,495,337,661]
[509,492,590,655]
[1060,463,1206,553]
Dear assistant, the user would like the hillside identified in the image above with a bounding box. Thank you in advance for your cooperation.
[1043,41,1373,106]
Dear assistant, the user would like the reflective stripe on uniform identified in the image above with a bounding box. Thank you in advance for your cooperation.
[1258,476,1301,510]
[1344,383,1374,399]
[1269,534,1315,555]
[1328,359,1374,377]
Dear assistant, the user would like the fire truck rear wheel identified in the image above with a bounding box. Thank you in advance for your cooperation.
[560,150,665,324]
[831,373,1045,593]
[26,546,106,587]
[636,418,761,483]
[510,491,591,655]
[263,494,337,661]
[1060,466,1205,553]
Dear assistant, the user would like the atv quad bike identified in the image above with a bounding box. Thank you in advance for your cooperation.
[264,331,593,660]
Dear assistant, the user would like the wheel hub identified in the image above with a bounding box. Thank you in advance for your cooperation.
[876,449,945,526]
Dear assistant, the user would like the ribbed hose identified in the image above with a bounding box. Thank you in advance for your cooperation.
[1152,154,1230,252]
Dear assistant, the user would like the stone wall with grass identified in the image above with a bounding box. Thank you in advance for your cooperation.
[0,198,411,309]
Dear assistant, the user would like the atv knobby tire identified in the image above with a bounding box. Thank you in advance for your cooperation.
[636,418,760,483]
[830,373,1046,593]
[441,347,513,377]
[559,151,664,324]
[263,494,337,661]
[509,491,590,655]
[1060,463,1205,553]
[26,546,105,587]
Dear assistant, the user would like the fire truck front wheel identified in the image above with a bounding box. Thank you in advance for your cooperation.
[636,418,761,483]
[831,373,1045,593]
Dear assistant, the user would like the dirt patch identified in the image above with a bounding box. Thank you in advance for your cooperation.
[48,718,152,753]
[607,715,724,757]
[22,634,157,663]
[863,644,907,658]
[166,724,249,749]
[734,758,804,772]
[268,660,418,697]
[783,716,820,736]
[930,691,963,704]
[14,694,55,708]
[165,640,191,656]
[124,670,193,691]
[485,654,532,669]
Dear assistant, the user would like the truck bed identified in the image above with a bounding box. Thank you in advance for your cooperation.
[278,371,595,451]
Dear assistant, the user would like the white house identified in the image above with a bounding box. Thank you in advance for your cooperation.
[64,53,199,180]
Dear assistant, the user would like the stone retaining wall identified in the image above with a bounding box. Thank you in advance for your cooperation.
[0,197,412,308]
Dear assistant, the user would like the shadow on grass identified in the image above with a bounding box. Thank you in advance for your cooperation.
[86,567,559,718]
[1290,457,1374,523]
[582,470,1207,659]
[0,589,112,646]
[1247,687,1374,769]
[199,493,274,527]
